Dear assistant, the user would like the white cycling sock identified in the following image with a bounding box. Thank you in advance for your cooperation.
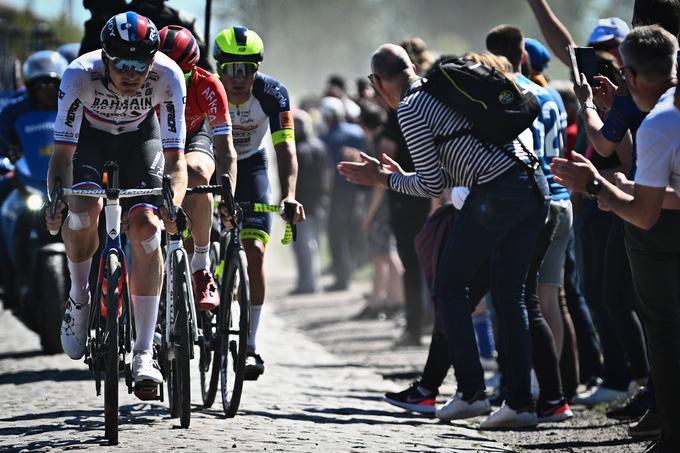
[191,243,210,273]
[68,257,92,305]
[248,305,263,350]
[132,295,160,353]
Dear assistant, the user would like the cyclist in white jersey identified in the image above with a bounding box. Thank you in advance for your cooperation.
[46,11,187,385]
[214,26,305,380]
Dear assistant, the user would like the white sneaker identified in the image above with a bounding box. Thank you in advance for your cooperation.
[480,403,538,429]
[435,392,491,421]
[60,298,90,360]
[573,385,627,407]
[132,351,162,383]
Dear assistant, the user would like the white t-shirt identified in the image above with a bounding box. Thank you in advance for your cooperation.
[634,87,680,194]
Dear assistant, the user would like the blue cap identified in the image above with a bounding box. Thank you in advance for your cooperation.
[524,38,551,72]
[588,17,630,45]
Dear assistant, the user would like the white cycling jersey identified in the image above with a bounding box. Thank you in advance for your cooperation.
[54,50,186,152]
[229,72,294,160]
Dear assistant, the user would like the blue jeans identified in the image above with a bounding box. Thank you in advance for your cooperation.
[434,166,549,409]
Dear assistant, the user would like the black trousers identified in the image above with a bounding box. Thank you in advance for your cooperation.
[389,193,430,335]
[625,211,680,448]
[603,217,649,381]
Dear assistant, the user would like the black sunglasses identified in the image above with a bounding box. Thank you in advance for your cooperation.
[368,73,378,86]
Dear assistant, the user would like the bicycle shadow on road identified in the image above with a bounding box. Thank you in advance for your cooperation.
[230,407,432,427]
[0,403,167,449]
[0,368,93,385]
[0,350,46,361]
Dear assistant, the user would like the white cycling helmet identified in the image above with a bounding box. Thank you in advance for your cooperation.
[22,50,69,84]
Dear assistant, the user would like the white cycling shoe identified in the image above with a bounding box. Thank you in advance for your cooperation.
[60,298,91,360]
[132,351,163,384]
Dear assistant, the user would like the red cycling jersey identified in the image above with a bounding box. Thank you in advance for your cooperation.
[185,66,231,138]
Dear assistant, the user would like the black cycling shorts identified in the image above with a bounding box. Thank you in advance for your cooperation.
[235,150,272,244]
[186,121,215,160]
[72,112,165,212]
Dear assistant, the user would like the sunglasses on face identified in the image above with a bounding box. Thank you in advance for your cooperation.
[104,50,152,74]
[219,62,259,78]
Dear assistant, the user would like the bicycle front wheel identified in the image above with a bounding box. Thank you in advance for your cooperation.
[220,248,250,418]
[172,250,192,428]
[104,253,121,445]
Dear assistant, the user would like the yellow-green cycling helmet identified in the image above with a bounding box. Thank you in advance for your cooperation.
[213,26,264,64]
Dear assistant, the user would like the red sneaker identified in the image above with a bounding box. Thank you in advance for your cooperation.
[192,270,220,311]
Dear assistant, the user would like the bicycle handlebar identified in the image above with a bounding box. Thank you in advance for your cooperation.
[185,176,296,244]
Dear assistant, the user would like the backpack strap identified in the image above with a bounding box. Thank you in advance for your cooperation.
[433,131,545,200]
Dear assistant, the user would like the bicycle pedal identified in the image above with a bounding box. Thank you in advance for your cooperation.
[133,380,160,401]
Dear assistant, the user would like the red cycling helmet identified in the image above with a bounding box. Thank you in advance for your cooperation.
[159,25,200,73]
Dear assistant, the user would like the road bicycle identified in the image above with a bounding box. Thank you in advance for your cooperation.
[155,179,200,429]
[192,175,296,418]
[49,161,174,445]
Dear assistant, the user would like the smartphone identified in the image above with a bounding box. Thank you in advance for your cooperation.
[567,45,581,86]
[575,46,599,86]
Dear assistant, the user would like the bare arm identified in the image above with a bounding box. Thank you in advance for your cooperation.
[47,143,76,195]
[575,75,620,157]
[163,151,188,207]
[274,140,305,223]
[614,173,680,210]
[599,181,665,229]
[527,0,576,67]
[274,140,298,201]
[213,134,237,194]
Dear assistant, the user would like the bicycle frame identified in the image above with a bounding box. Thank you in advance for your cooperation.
[60,178,166,395]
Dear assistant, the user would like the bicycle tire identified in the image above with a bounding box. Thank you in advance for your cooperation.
[220,249,250,418]
[172,250,192,428]
[104,253,120,445]
[199,311,219,408]
[199,241,221,408]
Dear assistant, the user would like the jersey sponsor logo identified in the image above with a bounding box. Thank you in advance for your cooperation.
[65,98,82,127]
[279,111,293,129]
[264,82,288,109]
[91,96,152,111]
[165,101,177,133]
[201,86,220,119]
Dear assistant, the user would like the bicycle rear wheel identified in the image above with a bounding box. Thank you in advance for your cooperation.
[172,250,192,428]
[220,248,250,417]
[199,241,221,408]
[104,253,121,445]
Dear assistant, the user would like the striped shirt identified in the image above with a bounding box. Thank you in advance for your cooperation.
[388,80,530,197]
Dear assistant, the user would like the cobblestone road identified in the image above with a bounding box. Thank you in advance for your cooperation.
[0,228,649,452]
[0,252,508,452]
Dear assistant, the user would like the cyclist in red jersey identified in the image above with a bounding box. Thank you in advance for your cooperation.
[159,25,237,310]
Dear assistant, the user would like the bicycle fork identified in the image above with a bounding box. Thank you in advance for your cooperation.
[164,240,200,353]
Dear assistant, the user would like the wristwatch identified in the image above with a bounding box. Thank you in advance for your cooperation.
[580,102,597,116]
[586,177,602,198]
